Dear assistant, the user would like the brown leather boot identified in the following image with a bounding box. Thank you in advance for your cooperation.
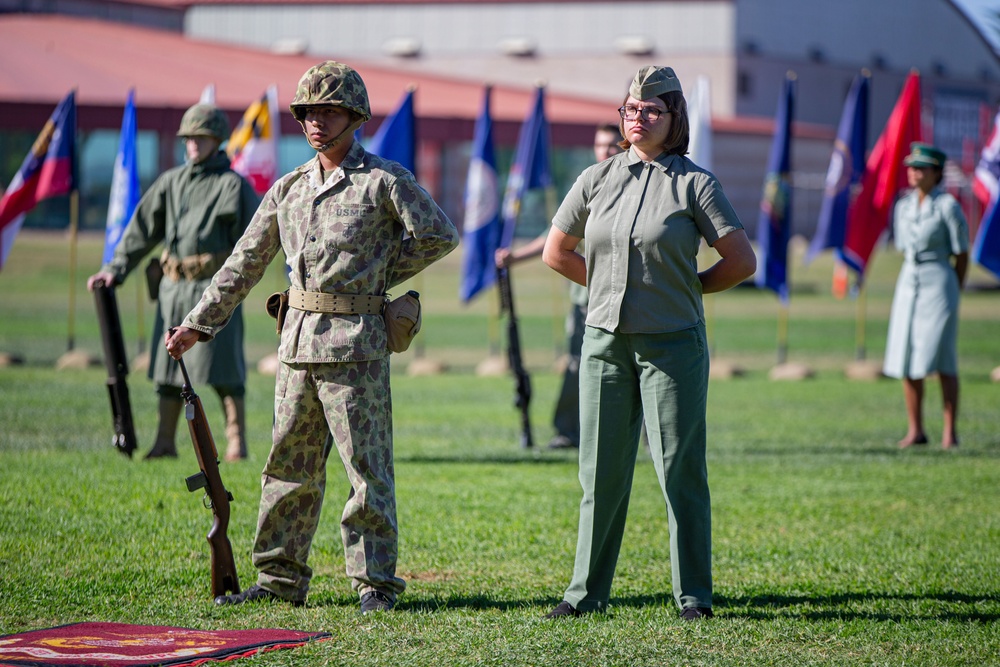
[145,396,183,459]
[222,395,247,461]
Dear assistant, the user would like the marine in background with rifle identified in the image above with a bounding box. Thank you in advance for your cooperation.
[87,104,258,461]
[495,123,624,450]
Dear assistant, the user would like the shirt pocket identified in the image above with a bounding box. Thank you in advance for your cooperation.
[318,201,380,253]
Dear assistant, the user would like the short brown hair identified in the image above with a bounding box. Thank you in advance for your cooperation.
[618,91,690,157]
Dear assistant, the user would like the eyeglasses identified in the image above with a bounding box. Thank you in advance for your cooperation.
[618,105,667,122]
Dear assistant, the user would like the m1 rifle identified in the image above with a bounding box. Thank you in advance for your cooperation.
[497,266,533,448]
[174,344,240,598]
[92,279,138,457]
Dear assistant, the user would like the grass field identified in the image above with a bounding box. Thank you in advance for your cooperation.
[1,231,999,666]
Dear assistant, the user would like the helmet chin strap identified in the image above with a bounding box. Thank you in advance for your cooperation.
[302,117,366,153]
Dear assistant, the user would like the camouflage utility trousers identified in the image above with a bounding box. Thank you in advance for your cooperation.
[252,358,406,603]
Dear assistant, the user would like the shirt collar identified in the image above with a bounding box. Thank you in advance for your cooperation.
[623,146,680,173]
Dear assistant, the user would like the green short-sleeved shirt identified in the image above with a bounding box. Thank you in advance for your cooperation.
[552,148,743,334]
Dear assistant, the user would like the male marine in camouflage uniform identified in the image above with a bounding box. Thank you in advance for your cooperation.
[166,62,459,614]
[88,104,258,461]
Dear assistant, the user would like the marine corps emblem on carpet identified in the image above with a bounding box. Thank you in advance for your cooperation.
[0,622,330,667]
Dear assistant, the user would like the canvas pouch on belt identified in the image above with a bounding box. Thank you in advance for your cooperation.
[145,256,164,301]
[265,290,289,335]
[384,290,422,353]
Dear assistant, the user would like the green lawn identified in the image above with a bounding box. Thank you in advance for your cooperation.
[0,232,998,666]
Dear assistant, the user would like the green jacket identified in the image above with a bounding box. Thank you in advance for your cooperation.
[103,151,259,387]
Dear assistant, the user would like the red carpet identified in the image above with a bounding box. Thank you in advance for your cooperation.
[0,622,330,667]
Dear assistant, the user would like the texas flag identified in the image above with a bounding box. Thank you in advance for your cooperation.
[0,90,77,271]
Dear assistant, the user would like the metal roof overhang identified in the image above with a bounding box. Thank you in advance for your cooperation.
[0,13,620,145]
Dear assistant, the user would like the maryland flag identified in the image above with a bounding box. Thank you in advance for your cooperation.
[227,85,280,195]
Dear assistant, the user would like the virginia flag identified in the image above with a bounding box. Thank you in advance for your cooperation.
[228,85,281,195]
[367,87,416,175]
[0,90,77,271]
[103,89,141,265]
[459,87,501,302]
[499,85,552,250]
[807,72,869,264]
[755,74,796,303]
[841,71,922,278]
[687,75,713,172]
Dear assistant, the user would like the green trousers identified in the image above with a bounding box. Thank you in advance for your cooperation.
[564,325,712,612]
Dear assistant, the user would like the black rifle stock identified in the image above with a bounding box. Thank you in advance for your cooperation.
[175,349,240,598]
[497,266,534,448]
[92,279,138,457]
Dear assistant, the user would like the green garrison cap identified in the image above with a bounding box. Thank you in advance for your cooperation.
[629,66,683,99]
[903,142,946,168]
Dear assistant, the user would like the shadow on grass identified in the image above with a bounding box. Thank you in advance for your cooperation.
[395,454,577,465]
[617,591,1000,623]
[319,590,1000,623]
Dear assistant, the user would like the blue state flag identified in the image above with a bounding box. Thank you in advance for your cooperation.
[807,72,869,264]
[103,89,141,265]
[755,74,796,303]
[459,87,502,302]
[974,195,1000,280]
[499,85,552,250]
[367,87,416,176]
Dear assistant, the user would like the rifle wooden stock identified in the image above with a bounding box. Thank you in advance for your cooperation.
[92,280,138,457]
[497,266,534,448]
[175,352,241,598]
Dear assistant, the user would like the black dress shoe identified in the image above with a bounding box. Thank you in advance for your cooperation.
[680,606,714,620]
[215,584,302,607]
[360,590,395,614]
[544,600,583,619]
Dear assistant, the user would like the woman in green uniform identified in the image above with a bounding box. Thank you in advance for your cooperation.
[883,143,969,449]
[542,66,756,620]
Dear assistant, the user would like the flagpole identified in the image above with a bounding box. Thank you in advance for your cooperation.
[704,292,716,356]
[854,283,867,360]
[67,189,79,352]
[545,185,561,359]
[412,272,425,359]
[777,303,788,365]
[488,288,500,357]
[136,280,146,354]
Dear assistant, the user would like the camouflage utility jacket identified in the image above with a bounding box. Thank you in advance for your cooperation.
[183,142,459,363]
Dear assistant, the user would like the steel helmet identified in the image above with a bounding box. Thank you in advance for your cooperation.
[289,61,371,123]
[177,104,230,141]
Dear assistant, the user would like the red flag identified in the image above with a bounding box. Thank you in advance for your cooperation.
[0,90,77,270]
[841,71,922,278]
[228,85,280,196]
